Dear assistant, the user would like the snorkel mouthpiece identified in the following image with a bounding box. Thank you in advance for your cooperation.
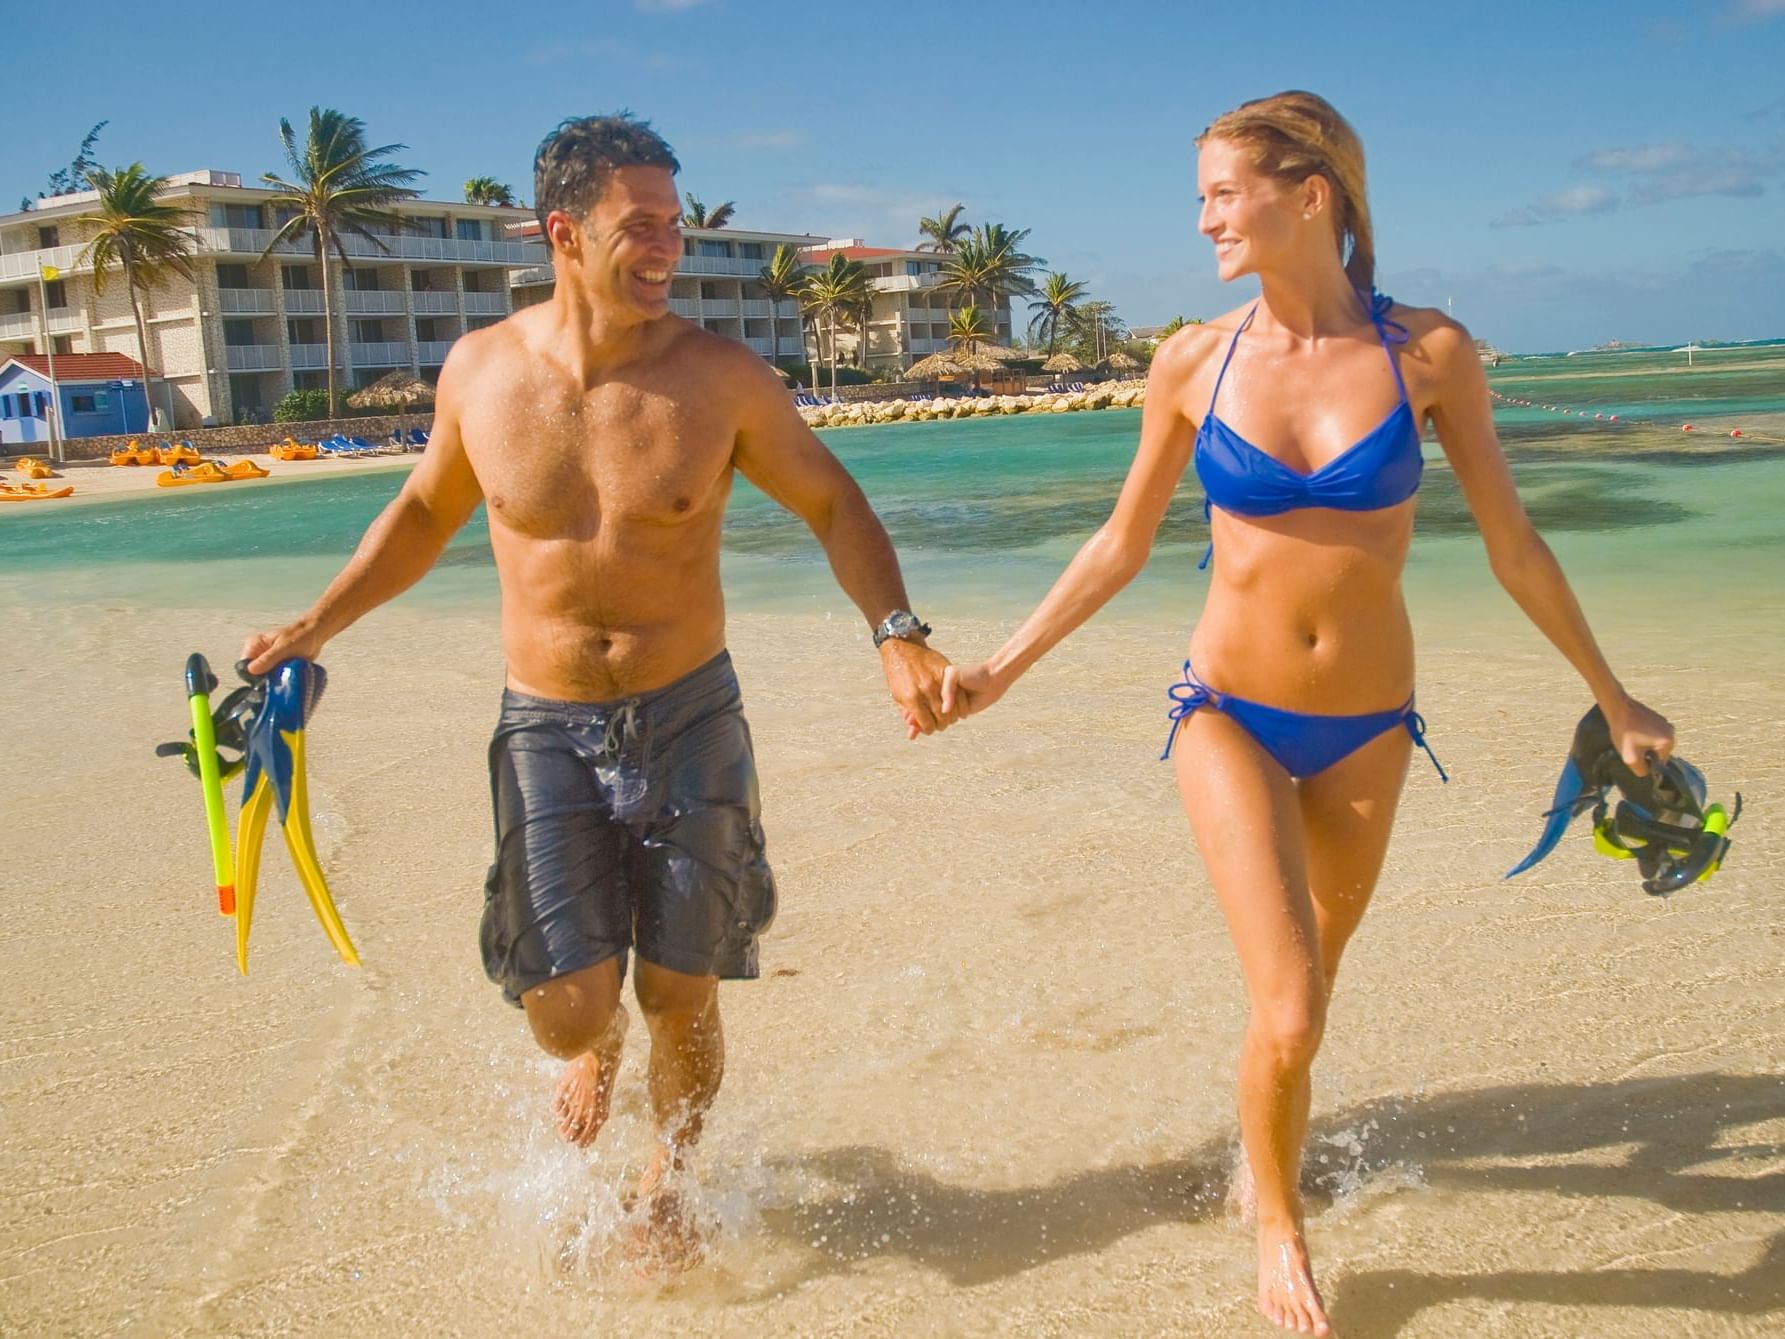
[1507,706,1741,895]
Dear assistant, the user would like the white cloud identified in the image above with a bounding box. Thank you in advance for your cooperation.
[1490,184,1619,229]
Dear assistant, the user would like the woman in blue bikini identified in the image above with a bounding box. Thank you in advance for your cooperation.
[941,91,1675,1336]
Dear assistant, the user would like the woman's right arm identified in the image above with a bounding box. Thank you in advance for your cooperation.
[943,332,1205,717]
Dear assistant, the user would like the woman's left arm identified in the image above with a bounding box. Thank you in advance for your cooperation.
[1421,317,1675,772]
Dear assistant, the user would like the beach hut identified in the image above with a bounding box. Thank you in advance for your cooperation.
[346,370,435,445]
[0,353,154,448]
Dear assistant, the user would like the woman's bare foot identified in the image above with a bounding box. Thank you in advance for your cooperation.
[552,1006,628,1147]
[1257,1222,1331,1336]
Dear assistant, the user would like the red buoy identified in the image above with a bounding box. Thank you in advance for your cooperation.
[1731,429,1743,438]
[1682,424,1694,432]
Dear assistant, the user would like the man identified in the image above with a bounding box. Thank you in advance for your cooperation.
[243,113,954,1256]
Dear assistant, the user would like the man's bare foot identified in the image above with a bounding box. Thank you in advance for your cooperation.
[1256,1223,1331,1336]
[552,1006,628,1147]
[622,1145,707,1275]
[1226,1147,1257,1225]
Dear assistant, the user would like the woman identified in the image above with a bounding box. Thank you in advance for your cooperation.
[940,91,1674,1336]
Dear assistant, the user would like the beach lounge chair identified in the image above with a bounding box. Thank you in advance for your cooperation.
[406,428,430,448]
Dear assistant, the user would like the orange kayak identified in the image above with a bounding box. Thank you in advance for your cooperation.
[156,459,272,487]
[0,482,74,501]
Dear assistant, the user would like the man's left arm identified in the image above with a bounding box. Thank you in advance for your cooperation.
[731,358,954,735]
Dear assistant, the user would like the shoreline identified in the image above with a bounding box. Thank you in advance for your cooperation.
[0,449,417,506]
[798,378,1146,429]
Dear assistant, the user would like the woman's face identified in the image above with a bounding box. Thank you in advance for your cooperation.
[1196,138,1304,283]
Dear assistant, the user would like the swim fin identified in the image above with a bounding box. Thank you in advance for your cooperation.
[233,659,360,974]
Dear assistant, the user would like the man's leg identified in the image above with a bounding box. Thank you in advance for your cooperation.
[633,960,724,1175]
[523,957,628,1147]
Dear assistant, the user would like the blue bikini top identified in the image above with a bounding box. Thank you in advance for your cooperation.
[1194,292,1422,519]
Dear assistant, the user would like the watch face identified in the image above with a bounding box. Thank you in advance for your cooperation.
[888,612,921,636]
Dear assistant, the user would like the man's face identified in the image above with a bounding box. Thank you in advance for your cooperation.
[558,165,682,319]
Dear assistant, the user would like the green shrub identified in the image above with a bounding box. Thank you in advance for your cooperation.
[273,388,331,422]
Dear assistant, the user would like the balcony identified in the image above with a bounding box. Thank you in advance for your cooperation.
[351,341,408,367]
[417,339,455,365]
[700,299,741,318]
[224,344,284,372]
[873,273,944,293]
[463,291,507,315]
[0,242,89,283]
[218,288,278,315]
[345,290,406,314]
[668,298,700,318]
[742,336,778,356]
[0,308,83,340]
[289,343,330,370]
[198,226,545,267]
[412,290,457,314]
[283,289,326,314]
[511,264,555,287]
[740,299,800,319]
[677,254,769,278]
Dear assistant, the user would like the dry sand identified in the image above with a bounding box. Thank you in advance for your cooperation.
[1,452,417,505]
[2,600,1780,1337]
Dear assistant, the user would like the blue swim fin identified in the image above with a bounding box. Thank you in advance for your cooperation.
[1506,757,1602,878]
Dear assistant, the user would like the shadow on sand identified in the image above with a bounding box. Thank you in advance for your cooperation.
[757,1071,1783,1333]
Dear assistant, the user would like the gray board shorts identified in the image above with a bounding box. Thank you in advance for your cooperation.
[480,650,777,1006]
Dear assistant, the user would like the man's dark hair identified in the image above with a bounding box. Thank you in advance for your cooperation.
[533,113,680,242]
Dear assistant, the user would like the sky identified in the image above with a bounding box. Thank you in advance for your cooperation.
[8,0,1783,352]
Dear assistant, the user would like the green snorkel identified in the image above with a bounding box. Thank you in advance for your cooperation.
[157,653,260,916]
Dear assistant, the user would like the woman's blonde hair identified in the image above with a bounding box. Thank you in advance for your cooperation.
[1196,91,1375,292]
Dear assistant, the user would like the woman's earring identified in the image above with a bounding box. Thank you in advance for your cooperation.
[1303,211,1314,220]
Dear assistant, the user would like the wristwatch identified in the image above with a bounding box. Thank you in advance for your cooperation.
[872,609,932,648]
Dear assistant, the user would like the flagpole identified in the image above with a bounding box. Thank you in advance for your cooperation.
[35,265,64,465]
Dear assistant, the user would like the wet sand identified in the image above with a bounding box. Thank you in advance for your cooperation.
[1,601,1780,1337]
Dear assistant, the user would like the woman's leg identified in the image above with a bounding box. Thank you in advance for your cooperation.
[1172,709,1332,1336]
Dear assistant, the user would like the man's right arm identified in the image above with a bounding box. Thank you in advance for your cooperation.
[243,346,486,673]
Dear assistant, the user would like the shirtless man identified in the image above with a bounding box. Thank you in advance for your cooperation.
[243,114,955,1253]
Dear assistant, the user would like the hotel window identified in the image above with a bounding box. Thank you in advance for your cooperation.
[739,242,764,260]
[71,393,98,413]
[412,217,448,239]
[216,264,251,289]
[8,291,29,314]
[697,240,732,259]
[37,225,59,248]
[52,336,73,355]
[455,219,484,242]
[414,317,443,342]
[700,282,722,300]
[411,268,436,292]
[223,319,257,347]
[682,239,695,255]
[281,264,315,290]
[210,203,265,229]
[287,319,320,344]
[352,319,387,343]
[906,261,921,276]
[342,269,382,291]
[45,280,67,309]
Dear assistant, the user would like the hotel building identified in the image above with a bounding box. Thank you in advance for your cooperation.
[797,241,1013,373]
[0,170,543,428]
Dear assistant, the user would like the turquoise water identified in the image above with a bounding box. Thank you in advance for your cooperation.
[5,346,1784,631]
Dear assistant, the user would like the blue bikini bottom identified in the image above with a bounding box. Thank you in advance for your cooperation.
[1161,661,1447,782]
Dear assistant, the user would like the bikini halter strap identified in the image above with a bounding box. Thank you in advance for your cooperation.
[1205,303,1258,421]
[1366,289,1411,403]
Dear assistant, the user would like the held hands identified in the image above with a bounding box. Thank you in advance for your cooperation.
[940,660,1004,722]
[1606,692,1676,776]
[879,638,965,740]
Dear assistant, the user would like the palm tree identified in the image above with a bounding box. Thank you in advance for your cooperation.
[463,176,515,206]
[73,164,199,429]
[1027,272,1088,355]
[916,203,969,253]
[797,253,871,401]
[681,195,736,229]
[937,223,1040,339]
[756,244,806,367]
[1067,299,1126,364]
[947,305,995,391]
[1160,315,1187,338]
[260,108,423,414]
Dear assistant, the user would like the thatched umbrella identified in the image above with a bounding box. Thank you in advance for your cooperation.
[1042,352,1084,374]
[347,369,435,446]
[948,347,1011,372]
[907,352,967,382]
[1105,350,1144,376]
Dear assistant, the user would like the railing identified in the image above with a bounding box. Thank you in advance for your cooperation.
[345,290,406,314]
[283,289,326,314]
[416,340,455,365]
[0,309,83,340]
[198,226,545,266]
[412,290,458,313]
[0,242,89,282]
[907,337,947,354]
[218,288,278,314]
[742,336,776,355]
[223,344,284,372]
[677,255,768,278]
[350,341,408,367]
[700,299,741,318]
[463,291,507,315]
[873,273,943,292]
[511,265,554,287]
[740,299,793,319]
[289,343,330,370]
